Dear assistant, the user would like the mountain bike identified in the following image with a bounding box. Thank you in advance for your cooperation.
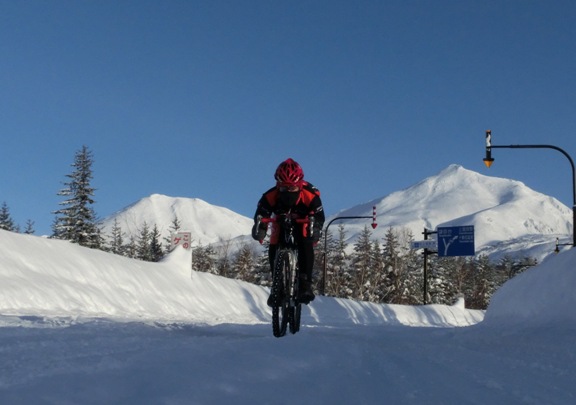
[258,212,315,338]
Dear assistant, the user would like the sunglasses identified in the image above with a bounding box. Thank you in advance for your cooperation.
[278,185,300,192]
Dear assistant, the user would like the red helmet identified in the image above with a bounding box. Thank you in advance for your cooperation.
[274,158,304,186]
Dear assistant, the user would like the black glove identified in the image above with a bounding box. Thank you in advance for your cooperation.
[251,223,267,241]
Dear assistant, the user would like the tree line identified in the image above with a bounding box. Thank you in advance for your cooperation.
[1,145,537,309]
[188,224,536,310]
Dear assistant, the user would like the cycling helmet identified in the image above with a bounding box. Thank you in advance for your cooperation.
[274,158,304,186]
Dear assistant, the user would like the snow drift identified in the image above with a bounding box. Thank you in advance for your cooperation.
[0,229,482,327]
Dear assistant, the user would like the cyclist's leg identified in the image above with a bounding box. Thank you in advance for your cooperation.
[296,236,315,304]
[268,244,277,272]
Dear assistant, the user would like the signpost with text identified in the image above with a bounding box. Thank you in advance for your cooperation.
[411,226,475,304]
[437,226,475,257]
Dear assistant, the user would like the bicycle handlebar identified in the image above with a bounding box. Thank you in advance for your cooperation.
[260,216,311,224]
[257,213,317,242]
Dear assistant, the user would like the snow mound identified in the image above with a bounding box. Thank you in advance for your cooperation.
[0,229,482,328]
[484,247,576,327]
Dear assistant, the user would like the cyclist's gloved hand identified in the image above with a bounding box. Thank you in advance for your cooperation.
[251,223,267,242]
[310,225,322,244]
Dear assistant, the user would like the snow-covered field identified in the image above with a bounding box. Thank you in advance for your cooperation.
[1,229,575,404]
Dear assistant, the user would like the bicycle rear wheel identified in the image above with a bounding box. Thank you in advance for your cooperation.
[289,302,301,334]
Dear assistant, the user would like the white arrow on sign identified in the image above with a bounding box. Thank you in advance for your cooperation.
[410,240,438,250]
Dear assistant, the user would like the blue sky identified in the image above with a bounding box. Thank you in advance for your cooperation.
[1,0,576,236]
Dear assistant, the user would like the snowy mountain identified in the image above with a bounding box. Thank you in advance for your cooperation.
[332,164,572,261]
[98,165,573,262]
[1,223,576,402]
[99,193,253,246]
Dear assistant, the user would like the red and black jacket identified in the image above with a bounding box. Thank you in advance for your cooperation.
[254,181,325,233]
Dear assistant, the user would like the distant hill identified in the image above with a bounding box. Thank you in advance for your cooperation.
[99,194,253,246]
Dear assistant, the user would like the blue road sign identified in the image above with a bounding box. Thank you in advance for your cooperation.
[437,226,475,257]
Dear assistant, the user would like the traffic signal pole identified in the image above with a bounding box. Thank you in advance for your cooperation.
[483,130,576,247]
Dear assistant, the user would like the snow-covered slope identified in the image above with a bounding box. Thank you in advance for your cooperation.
[0,229,481,327]
[484,247,576,327]
[332,164,572,261]
[99,194,253,246]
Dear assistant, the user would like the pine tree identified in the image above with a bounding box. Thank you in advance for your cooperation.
[381,227,401,302]
[107,219,125,255]
[324,224,351,298]
[350,225,376,301]
[163,215,182,253]
[149,225,164,262]
[52,145,101,248]
[193,244,217,273]
[232,243,255,281]
[215,240,233,277]
[136,222,151,261]
[392,227,422,305]
[23,220,35,234]
[0,202,17,231]
[253,246,272,287]
[124,235,138,259]
[465,255,494,309]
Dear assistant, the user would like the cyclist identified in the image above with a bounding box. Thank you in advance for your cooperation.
[252,158,325,305]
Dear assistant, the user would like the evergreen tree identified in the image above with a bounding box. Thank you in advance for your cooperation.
[107,219,125,255]
[232,243,255,281]
[466,255,494,309]
[163,215,182,253]
[350,225,377,301]
[381,227,402,302]
[124,235,138,259]
[253,246,272,287]
[0,202,17,231]
[215,240,233,277]
[149,225,164,262]
[193,244,217,273]
[427,255,455,305]
[366,240,385,301]
[136,222,151,261]
[431,257,462,305]
[23,219,35,234]
[324,224,352,298]
[393,227,422,305]
[52,145,101,248]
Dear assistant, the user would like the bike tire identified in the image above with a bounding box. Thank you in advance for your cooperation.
[285,250,301,335]
[290,303,301,334]
[271,251,289,337]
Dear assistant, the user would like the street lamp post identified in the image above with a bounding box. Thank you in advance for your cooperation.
[320,206,378,295]
[483,129,576,247]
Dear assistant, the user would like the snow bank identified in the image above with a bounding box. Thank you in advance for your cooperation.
[0,230,482,328]
[484,247,576,327]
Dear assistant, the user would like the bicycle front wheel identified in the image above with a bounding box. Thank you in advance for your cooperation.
[271,250,290,337]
